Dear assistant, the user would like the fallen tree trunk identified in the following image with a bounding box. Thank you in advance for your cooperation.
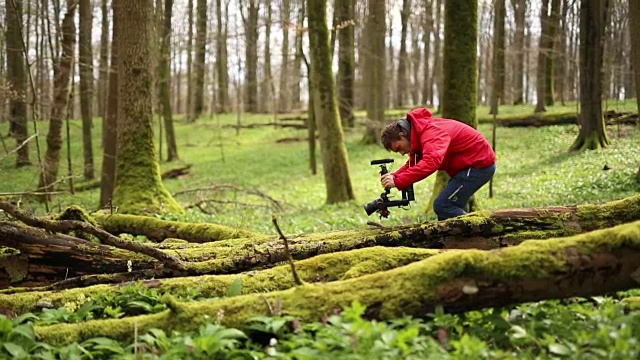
[2,195,640,288]
[34,219,640,345]
[0,246,444,313]
[92,213,257,242]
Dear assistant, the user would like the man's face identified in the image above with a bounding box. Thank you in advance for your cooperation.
[390,133,411,155]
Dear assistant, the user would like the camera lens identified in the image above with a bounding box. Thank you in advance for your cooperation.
[363,199,380,216]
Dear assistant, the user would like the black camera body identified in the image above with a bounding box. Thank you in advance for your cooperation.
[363,159,415,218]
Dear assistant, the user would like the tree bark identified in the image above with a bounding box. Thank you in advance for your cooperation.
[243,0,259,113]
[113,0,182,214]
[629,0,640,113]
[39,0,77,194]
[336,0,355,128]
[34,219,640,344]
[307,0,355,204]
[511,0,526,105]
[99,3,119,208]
[395,0,411,108]
[3,195,640,288]
[569,0,610,151]
[535,0,551,113]
[361,0,386,144]
[79,0,95,180]
[215,0,229,113]
[97,0,109,127]
[191,0,207,121]
[159,0,179,161]
[490,0,505,115]
[5,0,31,167]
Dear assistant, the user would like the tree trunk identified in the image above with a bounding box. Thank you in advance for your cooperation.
[430,0,442,108]
[190,0,207,121]
[3,195,640,289]
[361,0,386,144]
[535,0,551,113]
[291,1,304,109]
[4,0,31,167]
[98,0,109,144]
[244,0,259,113]
[511,0,526,105]
[260,4,273,114]
[336,0,355,128]
[428,0,478,211]
[39,0,77,194]
[490,0,506,115]
[630,0,640,113]
[99,3,119,209]
[185,0,194,121]
[544,0,561,107]
[307,0,355,204]
[0,246,442,313]
[395,0,411,108]
[421,0,433,106]
[215,0,229,113]
[79,0,94,180]
[113,0,182,214]
[569,0,610,151]
[33,219,640,345]
[159,0,178,161]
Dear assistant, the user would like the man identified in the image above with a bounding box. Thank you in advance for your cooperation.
[380,107,496,220]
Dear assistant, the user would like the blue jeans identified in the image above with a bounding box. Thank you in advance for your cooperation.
[433,163,496,220]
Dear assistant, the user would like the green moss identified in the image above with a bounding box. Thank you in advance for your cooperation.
[54,206,98,225]
[0,246,440,314]
[93,213,256,242]
[0,255,29,283]
[35,220,640,344]
[0,247,21,259]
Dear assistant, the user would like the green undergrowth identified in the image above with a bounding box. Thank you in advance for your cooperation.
[2,294,640,359]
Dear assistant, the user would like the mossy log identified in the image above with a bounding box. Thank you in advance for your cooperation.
[34,220,640,345]
[0,246,444,314]
[2,196,640,288]
[92,213,256,243]
[478,110,637,127]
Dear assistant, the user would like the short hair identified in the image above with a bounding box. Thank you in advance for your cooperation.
[380,120,406,151]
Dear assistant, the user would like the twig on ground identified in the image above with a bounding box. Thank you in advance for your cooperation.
[272,214,303,286]
[174,183,284,210]
[0,191,65,197]
[0,133,37,162]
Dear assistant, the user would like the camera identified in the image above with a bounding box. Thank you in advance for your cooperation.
[363,159,415,218]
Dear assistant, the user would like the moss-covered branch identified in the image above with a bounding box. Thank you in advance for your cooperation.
[35,220,640,345]
[0,246,444,313]
[93,212,257,242]
[0,201,186,270]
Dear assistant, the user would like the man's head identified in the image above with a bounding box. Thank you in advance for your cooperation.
[381,119,411,155]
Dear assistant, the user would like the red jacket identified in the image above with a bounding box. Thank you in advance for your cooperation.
[392,108,496,190]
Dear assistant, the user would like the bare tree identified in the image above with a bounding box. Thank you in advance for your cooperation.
[190,0,207,121]
[277,0,291,113]
[241,0,259,113]
[361,0,386,144]
[159,0,178,161]
[511,0,526,104]
[215,0,229,113]
[395,0,411,107]
[336,0,355,127]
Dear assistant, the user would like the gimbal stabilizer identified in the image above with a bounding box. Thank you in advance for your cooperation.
[363,159,415,218]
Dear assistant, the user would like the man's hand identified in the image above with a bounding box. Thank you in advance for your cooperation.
[381,174,396,189]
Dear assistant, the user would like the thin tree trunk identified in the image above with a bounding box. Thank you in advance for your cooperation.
[190,0,207,121]
[159,0,178,161]
[361,0,386,144]
[243,0,259,113]
[490,0,506,115]
[98,0,109,145]
[185,0,194,121]
[260,4,273,114]
[79,0,94,180]
[99,0,119,208]
[395,0,411,108]
[5,0,31,167]
[39,0,77,195]
[545,0,561,106]
[215,0,229,113]
[336,0,355,127]
[421,1,433,106]
[277,0,291,113]
[629,0,640,112]
[535,0,551,112]
[511,0,526,104]
[430,0,442,107]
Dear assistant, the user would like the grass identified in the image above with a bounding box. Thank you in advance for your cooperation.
[0,101,638,236]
